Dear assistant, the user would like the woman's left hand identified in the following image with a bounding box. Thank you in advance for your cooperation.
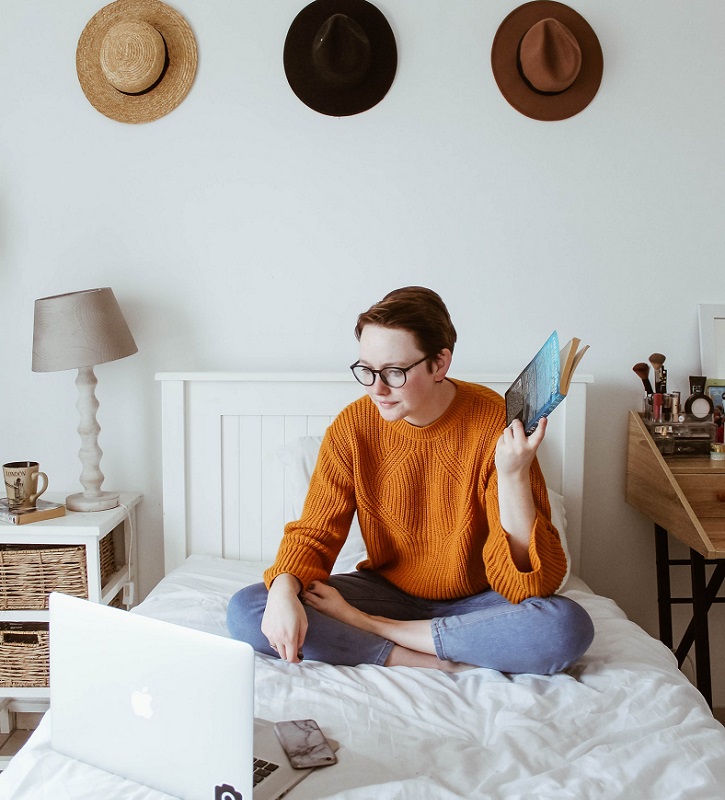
[495,417,547,477]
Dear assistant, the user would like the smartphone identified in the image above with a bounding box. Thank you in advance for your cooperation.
[273,719,338,770]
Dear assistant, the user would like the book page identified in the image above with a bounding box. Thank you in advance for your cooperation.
[560,339,589,395]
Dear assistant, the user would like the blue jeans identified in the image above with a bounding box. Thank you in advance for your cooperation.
[226,571,594,675]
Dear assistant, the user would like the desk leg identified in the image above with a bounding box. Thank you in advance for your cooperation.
[690,549,713,709]
[654,525,673,649]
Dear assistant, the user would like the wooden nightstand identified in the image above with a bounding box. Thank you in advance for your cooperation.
[0,491,141,766]
[626,411,725,707]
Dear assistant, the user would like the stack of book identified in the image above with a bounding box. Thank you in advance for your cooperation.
[0,498,66,525]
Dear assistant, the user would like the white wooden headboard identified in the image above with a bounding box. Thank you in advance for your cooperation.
[156,372,591,576]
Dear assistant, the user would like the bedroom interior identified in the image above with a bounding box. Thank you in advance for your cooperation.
[1,0,725,795]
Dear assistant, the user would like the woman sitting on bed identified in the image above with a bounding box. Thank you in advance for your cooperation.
[227,286,594,673]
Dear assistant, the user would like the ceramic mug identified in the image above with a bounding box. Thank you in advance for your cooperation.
[3,461,48,510]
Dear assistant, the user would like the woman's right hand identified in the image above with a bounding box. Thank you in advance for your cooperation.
[261,573,307,663]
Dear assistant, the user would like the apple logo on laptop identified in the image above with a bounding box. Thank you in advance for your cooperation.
[130,687,154,719]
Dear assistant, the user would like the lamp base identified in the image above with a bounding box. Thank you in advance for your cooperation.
[66,491,119,512]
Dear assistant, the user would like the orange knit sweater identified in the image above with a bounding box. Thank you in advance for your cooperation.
[264,380,567,604]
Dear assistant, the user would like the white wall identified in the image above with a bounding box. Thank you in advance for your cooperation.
[2,2,724,698]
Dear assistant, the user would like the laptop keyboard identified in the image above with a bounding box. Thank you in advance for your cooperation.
[253,757,280,786]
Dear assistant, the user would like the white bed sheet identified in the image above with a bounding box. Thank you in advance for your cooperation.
[3,556,725,800]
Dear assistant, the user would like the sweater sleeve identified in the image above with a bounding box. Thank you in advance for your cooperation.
[263,429,356,590]
[481,459,568,603]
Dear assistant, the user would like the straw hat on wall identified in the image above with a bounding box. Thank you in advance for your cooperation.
[76,0,197,124]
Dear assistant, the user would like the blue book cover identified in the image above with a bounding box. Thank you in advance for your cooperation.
[505,331,588,435]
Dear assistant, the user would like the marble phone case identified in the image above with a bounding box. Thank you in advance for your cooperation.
[273,719,338,770]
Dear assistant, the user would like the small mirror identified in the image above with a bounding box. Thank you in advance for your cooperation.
[698,304,725,379]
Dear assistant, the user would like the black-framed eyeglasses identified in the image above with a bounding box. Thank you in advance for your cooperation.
[349,357,428,388]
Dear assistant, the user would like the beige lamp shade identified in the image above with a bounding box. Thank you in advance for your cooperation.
[32,287,137,372]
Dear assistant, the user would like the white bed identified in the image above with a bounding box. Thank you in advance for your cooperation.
[2,372,725,800]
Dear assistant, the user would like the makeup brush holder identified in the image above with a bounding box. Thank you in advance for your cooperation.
[643,415,716,456]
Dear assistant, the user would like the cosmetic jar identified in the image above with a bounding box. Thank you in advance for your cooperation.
[710,443,725,461]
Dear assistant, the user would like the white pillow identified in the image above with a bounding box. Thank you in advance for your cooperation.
[277,436,571,584]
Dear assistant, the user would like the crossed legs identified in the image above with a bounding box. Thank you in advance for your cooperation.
[227,570,594,674]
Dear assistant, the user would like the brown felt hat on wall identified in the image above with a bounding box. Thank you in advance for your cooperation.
[283,0,397,117]
[77,0,197,124]
[491,1,603,121]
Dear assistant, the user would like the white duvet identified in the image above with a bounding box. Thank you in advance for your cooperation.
[2,555,725,800]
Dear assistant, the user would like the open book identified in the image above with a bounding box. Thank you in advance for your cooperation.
[505,331,589,435]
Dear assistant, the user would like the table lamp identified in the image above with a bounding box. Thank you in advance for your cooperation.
[32,288,138,512]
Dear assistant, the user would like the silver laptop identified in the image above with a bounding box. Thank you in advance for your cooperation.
[49,592,328,800]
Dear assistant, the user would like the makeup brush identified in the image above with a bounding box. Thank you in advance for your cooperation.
[649,353,667,393]
[633,363,654,394]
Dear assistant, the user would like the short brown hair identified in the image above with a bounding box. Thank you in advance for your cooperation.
[355,286,457,358]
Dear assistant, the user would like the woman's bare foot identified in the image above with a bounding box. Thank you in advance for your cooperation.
[301,582,374,631]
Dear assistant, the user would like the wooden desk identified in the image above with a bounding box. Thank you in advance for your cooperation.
[626,410,725,707]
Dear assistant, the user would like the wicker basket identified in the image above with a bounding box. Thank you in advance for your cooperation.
[99,531,120,586]
[109,589,124,609]
[0,532,120,610]
[0,622,49,687]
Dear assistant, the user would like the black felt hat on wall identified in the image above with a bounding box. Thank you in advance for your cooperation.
[283,0,397,117]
